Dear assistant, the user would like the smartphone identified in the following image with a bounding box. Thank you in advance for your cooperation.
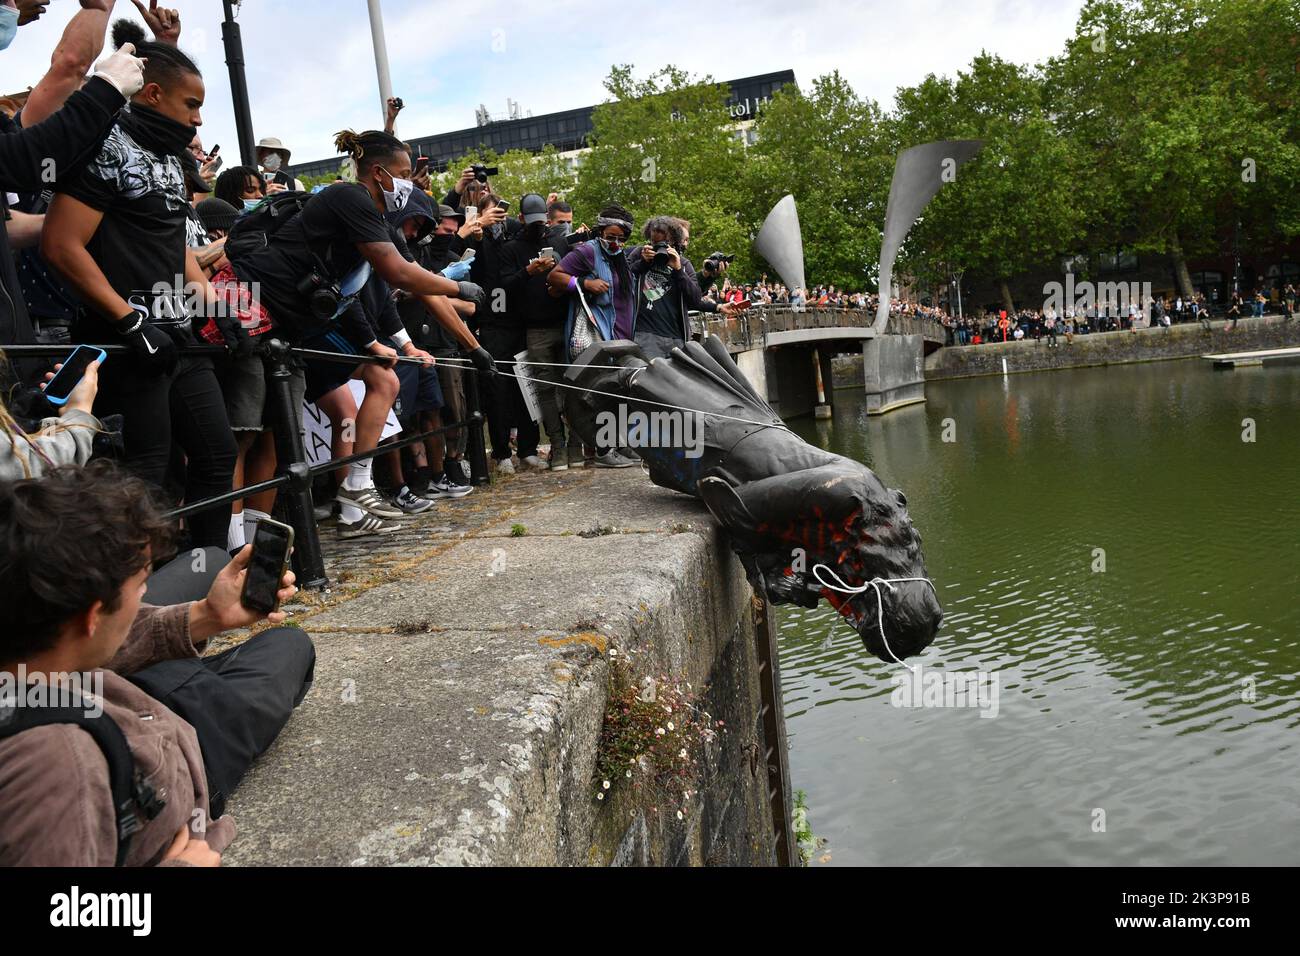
[539,247,557,263]
[459,248,477,262]
[209,154,224,172]
[209,144,221,158]
[497,200,510,214]
[240,516,295,614]
[415,155,430,174]
[463,206,478,225]
[42,345,106,406]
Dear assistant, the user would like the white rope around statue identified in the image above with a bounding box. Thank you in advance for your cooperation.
[811,564,938,672]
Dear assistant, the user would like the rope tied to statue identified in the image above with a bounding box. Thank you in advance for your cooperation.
[811,564,938,672]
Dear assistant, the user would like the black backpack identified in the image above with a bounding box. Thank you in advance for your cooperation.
[224,189,316,265]
[0,694,166,866]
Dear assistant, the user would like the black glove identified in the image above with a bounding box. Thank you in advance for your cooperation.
[212,310,260,360]
[467,346,497,381]
[457,280,486,310]
[113,313,177,376]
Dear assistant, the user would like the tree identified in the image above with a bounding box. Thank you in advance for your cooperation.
[570,65,751,273]
[1044,0,1300,299]
[890,54,1085,312]
[744,71,892,291]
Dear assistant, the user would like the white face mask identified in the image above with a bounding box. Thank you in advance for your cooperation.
[262,153,284,172]
[379,169,415,213]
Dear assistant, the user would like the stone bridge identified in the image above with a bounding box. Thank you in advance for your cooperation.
[689,306,946,418]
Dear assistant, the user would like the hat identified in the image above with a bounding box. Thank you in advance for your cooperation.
[520,193,547,225]
[196,197,239,235]
[255,136,292,165]
[437,204,464,221]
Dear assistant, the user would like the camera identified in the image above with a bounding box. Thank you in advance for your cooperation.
[652,240,671,267]
[704,252,735,271]
[471,163,498,184]
[296,270,341,321]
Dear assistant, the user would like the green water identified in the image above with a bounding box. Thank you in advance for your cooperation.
[780,359,1300,866]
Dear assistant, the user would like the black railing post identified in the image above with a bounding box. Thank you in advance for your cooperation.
[463,359,490,486]
[263,339,328,590]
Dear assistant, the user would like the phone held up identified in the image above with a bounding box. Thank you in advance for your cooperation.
[240,517,295,615]
[42,345,105,406]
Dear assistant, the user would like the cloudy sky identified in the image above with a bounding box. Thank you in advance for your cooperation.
[6,0,1085,166]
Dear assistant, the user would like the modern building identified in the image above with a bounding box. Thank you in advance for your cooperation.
[293,70,797,180]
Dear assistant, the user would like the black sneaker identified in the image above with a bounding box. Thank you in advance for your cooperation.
[446,459,472,486]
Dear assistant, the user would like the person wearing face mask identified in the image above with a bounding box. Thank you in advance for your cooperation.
[43,19,238,552]
[547,203,639,468]
[214,164,266,213]
[499,193,576,470]
[393,203,482,493]
[254,136,305,194]
[228,129,494,518]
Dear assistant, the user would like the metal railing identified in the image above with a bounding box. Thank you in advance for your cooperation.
[691,305,948,350]
[4,340,489,590]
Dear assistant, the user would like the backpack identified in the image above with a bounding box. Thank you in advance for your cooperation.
[224,190,317,265]
[0,694,166,866]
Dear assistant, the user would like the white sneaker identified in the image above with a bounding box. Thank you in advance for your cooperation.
[495,458,516,475]
[521,455,545,471]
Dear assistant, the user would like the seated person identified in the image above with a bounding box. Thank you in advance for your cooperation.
[0,462,315,866]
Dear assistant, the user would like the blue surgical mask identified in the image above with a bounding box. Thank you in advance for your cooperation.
[0,7,19,52]
[243,198,263,212]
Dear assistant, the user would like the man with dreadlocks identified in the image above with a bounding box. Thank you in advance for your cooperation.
[229,129,495,536]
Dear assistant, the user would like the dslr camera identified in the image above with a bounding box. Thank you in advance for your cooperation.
[704,252,735,271]
[296,269,342,321]
[652,240,671,267]
[471,163,498,184]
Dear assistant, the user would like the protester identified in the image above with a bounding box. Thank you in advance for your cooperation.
[41,19,239,551]
[255,135,305,193]
[548,203,639,468]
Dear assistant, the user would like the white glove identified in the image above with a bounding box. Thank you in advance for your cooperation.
[93,42,146,99]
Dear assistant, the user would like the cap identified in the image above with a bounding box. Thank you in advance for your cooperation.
[196,197,239,235]
[437,204,464,221]
[520,193,547,225]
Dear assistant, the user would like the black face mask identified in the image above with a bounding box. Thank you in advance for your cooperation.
[119,102,198,158]
[425,233,454,254]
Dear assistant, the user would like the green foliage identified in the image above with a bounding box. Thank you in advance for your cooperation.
[570,66,752,274]
[745,71,892,289]
[432,144,578,210]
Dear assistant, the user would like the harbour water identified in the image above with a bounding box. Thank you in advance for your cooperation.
[781,359,1300,866]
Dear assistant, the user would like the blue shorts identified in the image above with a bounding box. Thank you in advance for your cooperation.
[386,336,443,419]
[302,328,363,404]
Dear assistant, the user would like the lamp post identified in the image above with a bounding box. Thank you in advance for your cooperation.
[221,0,256,166]
[367,0,394,131]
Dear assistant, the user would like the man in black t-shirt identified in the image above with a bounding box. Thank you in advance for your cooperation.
[43,32,237,551]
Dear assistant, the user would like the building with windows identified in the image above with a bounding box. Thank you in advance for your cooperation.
[293,70,797,180]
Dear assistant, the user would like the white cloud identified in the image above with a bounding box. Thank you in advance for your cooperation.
[1,0,1084,168]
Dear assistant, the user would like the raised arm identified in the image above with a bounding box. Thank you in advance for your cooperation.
[20,0,118,128]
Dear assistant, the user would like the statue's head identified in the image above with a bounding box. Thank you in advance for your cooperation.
[700,460,942,663]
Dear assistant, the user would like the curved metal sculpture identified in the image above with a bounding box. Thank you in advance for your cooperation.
[565,337,942,661]
[754,194,806,294]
